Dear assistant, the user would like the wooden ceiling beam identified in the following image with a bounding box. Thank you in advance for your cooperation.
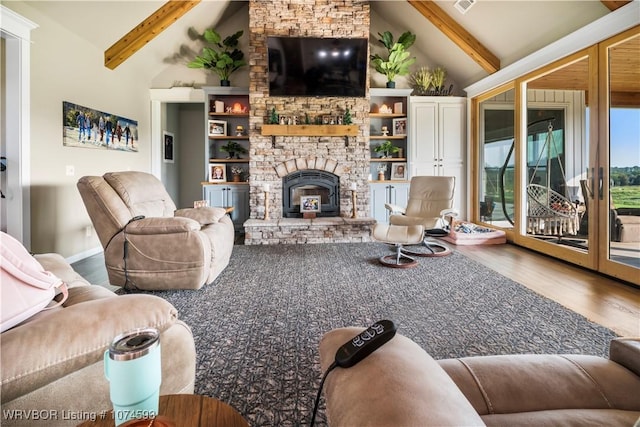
[104,0,201,70]
[600,1,632,11]
[407,0,500,74]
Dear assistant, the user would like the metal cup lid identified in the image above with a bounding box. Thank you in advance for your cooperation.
[108,327,160,361]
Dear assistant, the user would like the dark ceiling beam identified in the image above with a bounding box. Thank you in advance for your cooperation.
[600,1,632,11]
[105,0,201,70]
[407,0,500,74]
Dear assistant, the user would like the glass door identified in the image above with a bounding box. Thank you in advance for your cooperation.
[518,50,596,268]
[598,27,640,284]
[476,87,516,232]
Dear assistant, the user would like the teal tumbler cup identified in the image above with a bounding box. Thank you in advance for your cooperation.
[104,328,161,426]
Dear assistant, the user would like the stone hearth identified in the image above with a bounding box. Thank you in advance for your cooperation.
[244,217,375,245]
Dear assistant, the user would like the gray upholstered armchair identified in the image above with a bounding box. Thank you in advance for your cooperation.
[77,171,234,290]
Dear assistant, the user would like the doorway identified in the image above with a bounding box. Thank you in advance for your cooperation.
[1,6,37,247]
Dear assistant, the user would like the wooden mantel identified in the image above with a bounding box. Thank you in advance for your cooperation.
[261,124,358,137]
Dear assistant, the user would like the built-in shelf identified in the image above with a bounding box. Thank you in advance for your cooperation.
[370,158,407,162]
[261,124,358,137]
[208,113,250,117]
[201,181,249,186]
[369,113,405,118]
[209,158,249,163]
[370,135,406,140]
[208,136,249,140]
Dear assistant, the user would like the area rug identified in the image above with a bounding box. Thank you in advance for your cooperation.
[126,242,617,426]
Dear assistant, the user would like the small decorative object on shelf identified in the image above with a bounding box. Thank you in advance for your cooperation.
[432,66,447,94]
[236,125,244,136]
[392,118,407,136]
[231,166,243,182]
[381,126,389,136]
[208,120,226,137]
[268,107,279,124]
[391,162,407,180]
[231,103,246,114]
[377,164,388,181]
[374,140,400,158]
[343,108,353,125]
[378,104,392,114]
[410,66,433,95]
[220,140,247,159]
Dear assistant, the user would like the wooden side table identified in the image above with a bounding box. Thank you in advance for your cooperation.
[77,394,248,427]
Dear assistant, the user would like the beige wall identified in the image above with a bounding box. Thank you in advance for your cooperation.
[5,2,152,257]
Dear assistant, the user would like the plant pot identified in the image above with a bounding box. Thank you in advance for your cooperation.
[386,81,396,88]
[232,174,241,182]
[220,79,230,87]
[378,172,385,181]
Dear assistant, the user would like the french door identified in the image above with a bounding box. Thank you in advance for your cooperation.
[597,27,640,283]
[474,27,639,285]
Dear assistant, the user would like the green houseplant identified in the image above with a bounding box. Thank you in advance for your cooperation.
[370,31,416,88]
[374,140,400,158]
[220,141,247,159]
[188,28,246,86]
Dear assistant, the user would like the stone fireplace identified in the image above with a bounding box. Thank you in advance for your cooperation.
[243,0,375,244]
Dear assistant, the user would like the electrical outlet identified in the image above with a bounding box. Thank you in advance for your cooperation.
[66,165,75,176]
[85,225,92,237]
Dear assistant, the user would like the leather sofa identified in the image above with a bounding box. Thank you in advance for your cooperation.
[1,253,196,427]
[77,171,234,290]
[319,327,640,426]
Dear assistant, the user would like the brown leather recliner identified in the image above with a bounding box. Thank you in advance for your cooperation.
[1,253,196,427]
[77,171,234,290]
[319,328,640,426]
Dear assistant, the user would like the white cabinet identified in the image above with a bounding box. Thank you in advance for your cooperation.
[409,97,466,215]
[370,183,410,224]
[203,184,249,230]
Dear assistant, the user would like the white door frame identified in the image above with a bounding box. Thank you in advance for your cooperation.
[1,5,37,248]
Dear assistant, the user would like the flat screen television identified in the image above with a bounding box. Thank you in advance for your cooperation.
[268,37,368,97]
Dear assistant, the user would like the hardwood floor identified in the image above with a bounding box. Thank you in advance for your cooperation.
[455,243,640,337]
[72,241,640,337]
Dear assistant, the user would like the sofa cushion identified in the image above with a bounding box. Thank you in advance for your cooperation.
[1,294,178,402]
[439,353,640,415]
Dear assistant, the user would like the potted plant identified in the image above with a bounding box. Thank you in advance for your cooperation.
[374,140,400,158]
[220,141,247,159]
[187,28,246,86]
[231,166,244,182]
[370,31,416,88]
[410,66,433,95]
[431,66,447,94]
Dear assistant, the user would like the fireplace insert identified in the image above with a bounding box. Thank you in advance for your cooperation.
[282,170,340,218]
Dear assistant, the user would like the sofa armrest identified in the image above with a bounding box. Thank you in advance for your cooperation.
[318,328,485,427]
[1,294,178,403]
[34,253,91,289]
[125,216,200,235]
[610,337,640,377]
[175,207,228,226]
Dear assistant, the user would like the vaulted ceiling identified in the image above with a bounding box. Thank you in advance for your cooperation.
[21,0,632,92]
